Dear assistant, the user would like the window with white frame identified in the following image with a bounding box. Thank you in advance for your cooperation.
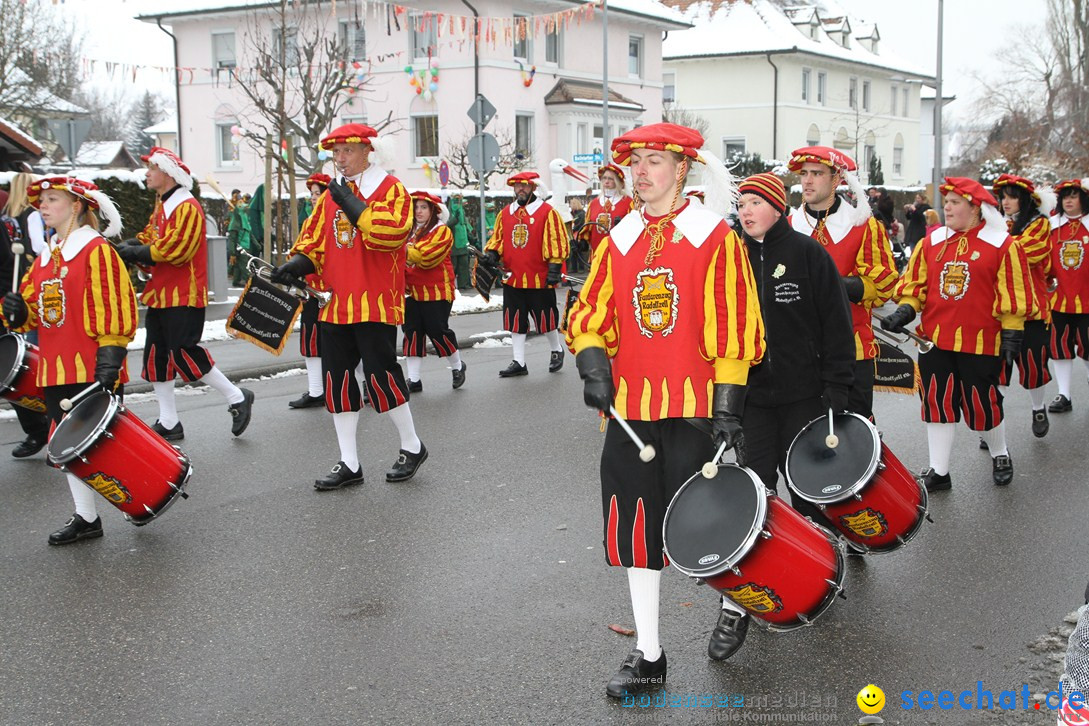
[862,80,871,111]
[515,113,534,161]
[212,31,236,69]
[722,137,746,160]
[340,113,367,127]
[545,24,561,65]
[806,123,821,145]
[863,132,876,177]
[817,72,827,105]
[849,77,858,109]
[339,19,366,61]
[628,35,643,77]
[411,13,437,60]
[902,87,909,117]
[413,114,439,158]
[891,85,898,116]
[833,127,852,151]
[577,123,588,156]
[801,68,811,103]
[893,133,904,177]
[216,122,240,166]
[513,15,532,62]
[663,72,676,104]
[272,25,299,66]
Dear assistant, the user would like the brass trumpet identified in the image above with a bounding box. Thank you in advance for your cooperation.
[872,312,934,352]
[241,250,332,308]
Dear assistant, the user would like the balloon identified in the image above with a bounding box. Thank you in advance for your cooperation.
[415,87,423,95]
[429,82,438,92]
[404,65,413,74]
[230,125,240,135]
[231,135,241,146]
[317,150,331,160]
[423,90,433,102]
[430,68,439,77]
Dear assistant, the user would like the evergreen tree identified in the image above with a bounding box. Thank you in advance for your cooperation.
[868,155,885,185]
[128,92,167,156]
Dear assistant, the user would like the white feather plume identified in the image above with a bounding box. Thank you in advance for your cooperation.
[842,171,874,226]
[85,189,122,238]
[696,147,737,218]
[1037,188,1057,218]
[981,200,1007,236]
[437,202,449,225]
[147,151,192,189]
[368,135,396,170]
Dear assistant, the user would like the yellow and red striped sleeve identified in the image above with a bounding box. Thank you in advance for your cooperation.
[893,242,928,312]
[702,227,764,384]
[83,244,138,347]
[136,202,161,246]
[291,196,330,275]
[149,203,204,266]
[541,208,571,263]
[855,218,899,306]
[409,225,454,269]
[565,239,618,356]
[358,181,412,252]
[994,239,1035,330]
[1015,216,1052,273]
[484,212,506,257]
[15,266,38,332]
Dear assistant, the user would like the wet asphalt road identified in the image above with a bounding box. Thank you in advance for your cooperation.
[1,339,1086,726]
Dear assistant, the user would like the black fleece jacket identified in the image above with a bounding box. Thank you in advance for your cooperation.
[742,215,856,408]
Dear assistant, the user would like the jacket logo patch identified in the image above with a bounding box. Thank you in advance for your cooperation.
[1061,241,1084,270]
[632,267,679,338]
[774,281,801,304]
[839,508,888,538]
[333,210,356,249]
[595,212,612,230]
[938,261,970,300]
[84,472,132,504]
[724,583,783,614]
[512,223,530,249]
[38,279,66,327]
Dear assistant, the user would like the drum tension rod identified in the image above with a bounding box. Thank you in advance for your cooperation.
[760,529,773,539]
[142,504,155,516]
[918,505,935,523]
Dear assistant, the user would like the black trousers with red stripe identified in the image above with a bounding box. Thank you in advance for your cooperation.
[401,298,458,357]
[142,306,216,383]
[918,347,1004,431]
[600,418,714,571]
[320,321,409,414]
[999,320,1051,389]
[1050,311,1089,361]
[298,297,321,358]
[502,285,559,334]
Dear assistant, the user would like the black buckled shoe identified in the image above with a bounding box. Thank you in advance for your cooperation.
[1049,394,1073,413]
[499,360,528,378]
[11,435,47,458]
[288,392,325,409]
[992,454,1014,486]
[408,379,423,393]
[386,444,428,482]
[229,388,255,436]
[48,513,103,545]
[314,461,364,491]
[549,349,565,372]
[152,420,185,441]
[919,468,952,492]
[451,362,467,389]
[978,437,988,450]
[708,607,750,661]
[605,649,667,699]
[1031,409,1049,438]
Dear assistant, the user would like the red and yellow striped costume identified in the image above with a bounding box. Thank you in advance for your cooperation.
[485,199,569,288]
[895,222,1035,355]
[406,223,455,302]
[1010,216,1053,322]
[566,202,765,421]
[292,170,412,324]
[136,190,208,308]
[1050,216,1089,314]
[17,227,138,386]
[580,194,633,251]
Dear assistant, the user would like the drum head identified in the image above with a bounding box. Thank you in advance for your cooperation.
[0,334,23,389]
[663,464,766,578]
[785,412,880,504]
[47,390,118,464]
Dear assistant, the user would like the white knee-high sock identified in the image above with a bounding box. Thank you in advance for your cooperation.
[200,366,244,404]
[66,473,98,521]
[1029,386,1047,410]
[153,381,179,428]
[355,362,367,389]
[512,333,527,365]
[544,329,563,352]
[332,411,360,471]
[721,595,746,614]
[980,423,1009,457]
[1053,359,1074,398]
[926,422,956,476]
[406,356,423,382]
[446,349,462,371]
[386,404,422,453]
[627,567,663,661]
[305,358,323,397]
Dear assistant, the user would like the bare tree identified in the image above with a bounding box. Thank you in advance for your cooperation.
[0,0,84,116]
[442,127,529,189]
[662,103,710,138]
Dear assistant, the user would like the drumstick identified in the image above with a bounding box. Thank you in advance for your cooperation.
[10,242,24,302]
[825,407,839,449]
[60,383,104,412]
[702,441,729,479]
[609,406,656,462]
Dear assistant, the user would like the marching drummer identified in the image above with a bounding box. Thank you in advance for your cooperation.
[566,122,764,698]
[882,177,1035,491]
[288,172,332,410]
[402,191,466,392]
[1,177,138,545]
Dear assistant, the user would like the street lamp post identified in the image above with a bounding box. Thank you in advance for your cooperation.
[933,0,944,220]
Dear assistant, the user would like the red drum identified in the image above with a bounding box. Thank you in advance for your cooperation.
[663,464,845,631]
[47,390,192,526]
[785,412,928,554]
[0,333,46,413]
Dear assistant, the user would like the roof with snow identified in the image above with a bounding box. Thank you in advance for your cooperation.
[662,0,933,79]
[144,117,179,135]
[73,141,141,169]
[3,67,89,116]
[0,116,43,157]
[544,79,645,111]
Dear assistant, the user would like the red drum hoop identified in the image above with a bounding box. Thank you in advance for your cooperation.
[0,333,46,413]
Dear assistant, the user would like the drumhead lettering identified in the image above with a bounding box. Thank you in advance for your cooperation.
[821,484,842,494]
[698,553,720,566]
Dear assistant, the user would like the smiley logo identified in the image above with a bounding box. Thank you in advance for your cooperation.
[857,684,885,714]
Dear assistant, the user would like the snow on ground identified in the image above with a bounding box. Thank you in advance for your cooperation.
[451,290,502,315]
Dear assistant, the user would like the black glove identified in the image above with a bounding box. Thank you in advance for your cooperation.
[821,383,849,413]
[1000,329,1023,367]
[575,346,614,413]
[3,292,28,327]
[711,383,746,452]
[483,249,500,270]
[327,179,367,226]
[94,345,127,391]
[842,276,865,304]
[270,254,315,287]
[880,303,917,334]
[117,243,154,266]
[546,263,563,286]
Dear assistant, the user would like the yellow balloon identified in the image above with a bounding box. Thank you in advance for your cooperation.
[856,684,885,715]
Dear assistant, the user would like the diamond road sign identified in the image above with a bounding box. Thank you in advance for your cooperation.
[467,95,496,129]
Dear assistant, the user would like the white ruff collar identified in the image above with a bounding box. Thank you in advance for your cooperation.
[1053,214,1084,231]
[507,197,544,216]
[789,203,857,244]
[40,225,100,266]
[162,188,194,220]
[609,202,721,256]
[928,221,1008,249]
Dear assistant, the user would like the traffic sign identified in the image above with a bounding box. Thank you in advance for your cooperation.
[438,159,450,187]
[573,153,603,164]
[467,95,496,129]
[467,132,500,174]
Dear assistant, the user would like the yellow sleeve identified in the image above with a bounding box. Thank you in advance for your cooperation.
[291,198,329,275]
[542,208,571,264]
[893,241,928,312]
[565,239,618,356]
[855,218,899,306]
[15,266,38,333]
[485,211,505,257]
[995,238,1034,330]
[148,203,204,266]
[702,226,764,383]
[412,226,454,270]
[358,181,412,252]
[1015,216,1052,273]
[83,244,139,347]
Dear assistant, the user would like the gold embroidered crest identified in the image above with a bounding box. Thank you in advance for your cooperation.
[839,508,889,538]
[38,279,66,327]
[724,583,783,614]
[333,210,356,249]
[511,223,530,249]
[1061,241,1084,270]
[938,261,970,300]
[596,212,611,230]
[84,472,132,504]
[16,395,46,413]
[632,267,679,338]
